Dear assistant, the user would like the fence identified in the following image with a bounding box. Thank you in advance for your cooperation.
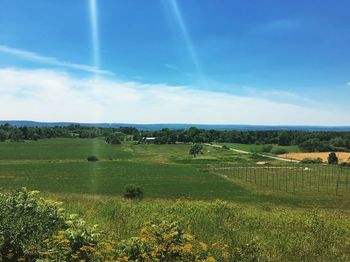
[212,164,350,196]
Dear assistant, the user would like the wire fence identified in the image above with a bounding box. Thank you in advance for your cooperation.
[212,164,350,196]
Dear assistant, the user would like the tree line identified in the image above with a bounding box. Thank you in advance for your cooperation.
[1,124,350,152]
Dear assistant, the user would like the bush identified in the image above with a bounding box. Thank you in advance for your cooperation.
[271,148,288,155]
[222,145,229,150]
[124,184,144,200]
[115,220,243,261]
[328,152,338,165]
[261,145,273,153]
[0,188,66,261]
[87,155,98,162]
[300,157,323,164]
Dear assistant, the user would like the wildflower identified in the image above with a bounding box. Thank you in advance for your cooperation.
[199,242,208,251]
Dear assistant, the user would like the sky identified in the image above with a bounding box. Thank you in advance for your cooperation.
[0,0,349,125]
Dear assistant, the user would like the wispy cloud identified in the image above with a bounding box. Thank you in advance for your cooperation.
[0,67,349,125]
[0,45,113,75]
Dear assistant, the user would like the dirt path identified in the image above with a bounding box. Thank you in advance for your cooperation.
[204,143,300,163]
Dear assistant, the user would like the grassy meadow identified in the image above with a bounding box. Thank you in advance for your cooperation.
[2,138,350,260]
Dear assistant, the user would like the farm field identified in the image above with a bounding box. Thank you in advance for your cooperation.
[279,152,350,163]
[2,138,350,261]
[0,138,349,206]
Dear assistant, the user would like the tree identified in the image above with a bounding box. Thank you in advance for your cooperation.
[189,144,203,157]
[9,128,23,142]
[105,132,124,145]
[0,130,8,142]
[328,152,338,165]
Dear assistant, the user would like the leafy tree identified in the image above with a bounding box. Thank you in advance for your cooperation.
[0,130,7,142]
[105,132,124,145]
[328,152,338,165]
[9,128,23,142]
[189,144,203,157]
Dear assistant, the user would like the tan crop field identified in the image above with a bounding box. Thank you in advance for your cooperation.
[279,152,350,163]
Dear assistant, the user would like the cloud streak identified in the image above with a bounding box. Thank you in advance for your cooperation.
[0,45,112,75]
[0,67,349,125]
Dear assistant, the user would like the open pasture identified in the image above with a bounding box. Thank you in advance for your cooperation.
[0,138,254,200]
[1,138,350,207]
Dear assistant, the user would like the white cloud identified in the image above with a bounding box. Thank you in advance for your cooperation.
[0,45,112,75]
[0,67,349,125]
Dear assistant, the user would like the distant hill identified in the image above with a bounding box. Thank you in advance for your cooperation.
[1,120,350,132]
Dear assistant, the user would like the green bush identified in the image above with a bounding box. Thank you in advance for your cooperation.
[222,145,229,150]
[328,152,338,165]
[124,184,144,200]
[0,188,66,261]
[300,157,323,164]
[87,155,98,162]
[261,145,273,153]
[271,148,288,155]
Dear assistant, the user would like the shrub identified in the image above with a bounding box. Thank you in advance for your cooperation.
[124,184,144,200]
[115,221,239,261]
[261,145,273,153]
[328,152,338,165]
[87,155,98,162]
[300,157,323,164]
[222,145,229,150]
[271,148,289,155]
[0,188,66,261]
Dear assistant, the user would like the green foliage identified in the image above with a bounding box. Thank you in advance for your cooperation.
[0,129,7,142]
[222,145,229,150]
[105,132,124,145]
[189,144,204,157]
[300,157,323,164]
[299,138,333,152]
[261,145,273,153]
[124,184,144,200]
[0,188,66,260]
[87,155,99,162]
[116,221,218,261]
[1,189,250,261]
[271,148,288,155]
[328,152,339,165]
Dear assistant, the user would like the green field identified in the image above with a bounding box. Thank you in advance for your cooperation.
[2,138,350,260]
[0,138,255,200]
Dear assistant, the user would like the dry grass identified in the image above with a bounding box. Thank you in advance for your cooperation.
[279,152,350,163]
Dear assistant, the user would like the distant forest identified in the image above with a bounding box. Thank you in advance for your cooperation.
[1,124,350,152]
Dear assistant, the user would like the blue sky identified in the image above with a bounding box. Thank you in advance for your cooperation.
[0,0,349,125]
